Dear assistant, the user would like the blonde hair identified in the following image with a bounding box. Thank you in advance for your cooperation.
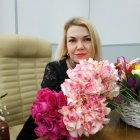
[54,17,102,61]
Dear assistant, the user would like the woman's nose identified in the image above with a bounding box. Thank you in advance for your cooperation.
[77,41,84,49]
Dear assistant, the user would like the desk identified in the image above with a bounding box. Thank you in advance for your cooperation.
[38,111,140,140]
[81,111,140,140]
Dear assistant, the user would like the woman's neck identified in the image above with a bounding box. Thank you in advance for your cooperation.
[67,58,78,69]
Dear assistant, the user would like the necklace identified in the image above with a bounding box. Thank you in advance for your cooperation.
[68,58,78,69]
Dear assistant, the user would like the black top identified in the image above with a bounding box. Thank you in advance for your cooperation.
[16,59,68,140]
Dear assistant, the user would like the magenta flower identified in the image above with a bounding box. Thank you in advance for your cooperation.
[31,88,70,139]
[127,76,138,89]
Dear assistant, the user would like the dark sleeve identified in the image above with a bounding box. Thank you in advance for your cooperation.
[41,62,61,91]
[16,62,61,140]
[16,116,37,140]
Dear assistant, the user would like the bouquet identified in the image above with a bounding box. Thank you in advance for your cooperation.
[114,56,140,103]
[31,88,72,139]
[114,56,140,128]
[31,58,120,140]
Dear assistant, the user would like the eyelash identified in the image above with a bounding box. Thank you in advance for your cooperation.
[84,38,91,42]
[68,38,91,43]
[68,39,75,43]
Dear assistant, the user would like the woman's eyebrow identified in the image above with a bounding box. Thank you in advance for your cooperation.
[67,35,90,38]
[83,35,90,37]
[67,36,75,39]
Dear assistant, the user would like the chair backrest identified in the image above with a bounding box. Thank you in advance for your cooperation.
[0,34,52,126]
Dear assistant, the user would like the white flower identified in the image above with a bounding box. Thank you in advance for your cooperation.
[132,69,140,76]
[0,93,9,121]
[0,115,5,121]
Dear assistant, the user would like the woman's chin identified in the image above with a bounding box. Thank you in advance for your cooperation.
[76,57,90,63]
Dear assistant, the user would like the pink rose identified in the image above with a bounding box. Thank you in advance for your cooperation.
[47,110,62,121]
[37,88,57,109]
[45,132,58,140]
[37,88,52,101]
[31,101,49,118]
[59,122,69,136]
[56,91,67,108]
[35,125,47,137]
[43,117,55,132]
[45,91,57,109]
[34,113,44,124]
[32,87,70,139]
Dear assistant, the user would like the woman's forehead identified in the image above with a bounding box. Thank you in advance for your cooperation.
[67,25,89,38]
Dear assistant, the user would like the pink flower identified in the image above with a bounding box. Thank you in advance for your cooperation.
[59,94,110,138]
[36,88,57,109]
[31,88,70,139]
[37,88,53,101]
[35,125,48,138]
[60,58,118,138]
[31,101,50,118]
[31,58,119,139]
[55,91,68,108]
[100,60,115,79]
[45,92,57,109]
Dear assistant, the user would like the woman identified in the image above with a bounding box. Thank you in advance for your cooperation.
[16,17,102,140]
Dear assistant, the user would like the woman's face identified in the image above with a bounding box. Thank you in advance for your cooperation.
[66,25,95,63]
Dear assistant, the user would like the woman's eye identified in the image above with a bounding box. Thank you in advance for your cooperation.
[68,39,76,43]
[84,38,91,42]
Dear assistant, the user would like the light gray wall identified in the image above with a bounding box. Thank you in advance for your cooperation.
[102,44,140,62]
[0,0,15,34]
[17,0,89,44]
[89,0,140,44]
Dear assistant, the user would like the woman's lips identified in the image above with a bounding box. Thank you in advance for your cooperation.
[75,53,86,57]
